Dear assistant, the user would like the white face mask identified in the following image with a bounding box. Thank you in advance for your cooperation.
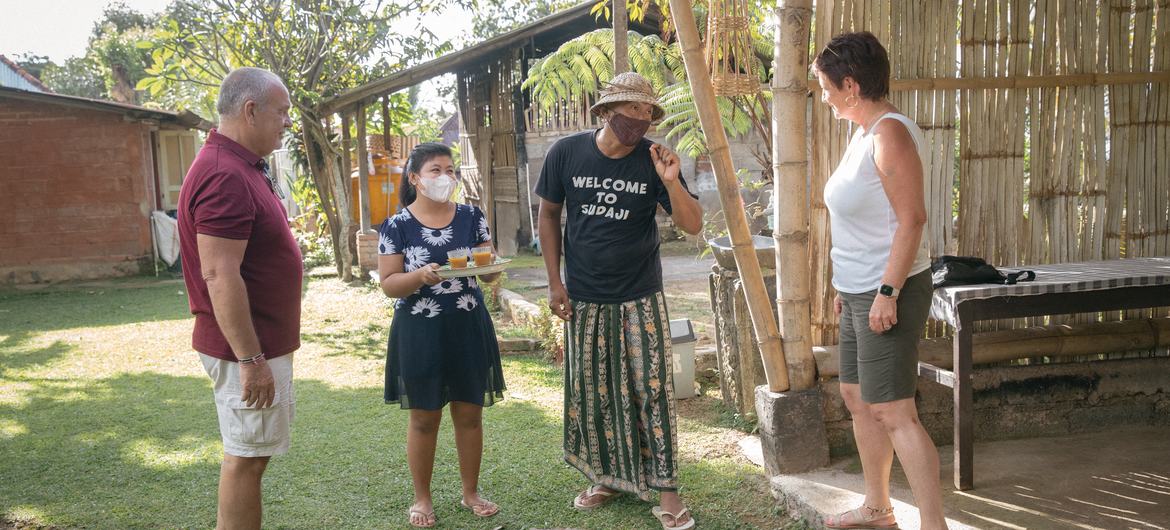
[418,174,456,203]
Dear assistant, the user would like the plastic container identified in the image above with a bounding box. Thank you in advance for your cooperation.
[669,318,697,399]
[351,156,402,225]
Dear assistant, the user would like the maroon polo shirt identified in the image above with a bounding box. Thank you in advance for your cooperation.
[178,129,303,362]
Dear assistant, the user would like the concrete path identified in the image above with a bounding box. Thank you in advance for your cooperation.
[771,426,1170,529]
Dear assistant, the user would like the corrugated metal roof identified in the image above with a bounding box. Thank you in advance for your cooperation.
[0,85,212,130]
[0,54,50,93]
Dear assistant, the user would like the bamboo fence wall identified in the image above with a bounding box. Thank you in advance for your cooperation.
[524,92,604,133]
[810,0,1169,344]
[457,51,525,249]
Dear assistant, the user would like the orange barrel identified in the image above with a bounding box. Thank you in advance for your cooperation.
[351,157,403,226]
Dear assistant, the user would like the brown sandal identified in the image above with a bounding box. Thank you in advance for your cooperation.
[572,485,622,510]
[824,504,898,529]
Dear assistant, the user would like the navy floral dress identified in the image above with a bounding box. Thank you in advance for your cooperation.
[378,204,505,410]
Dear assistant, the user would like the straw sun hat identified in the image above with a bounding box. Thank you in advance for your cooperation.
[588,71,665,123]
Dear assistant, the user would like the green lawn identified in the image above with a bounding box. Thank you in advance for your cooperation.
[0,275,801,529]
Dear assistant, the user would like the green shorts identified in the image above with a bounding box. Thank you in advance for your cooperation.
[837,269,932,403]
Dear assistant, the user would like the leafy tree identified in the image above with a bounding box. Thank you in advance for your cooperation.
[141,0,468,280]
[12,53,52,82]
[522,29,683,104]
[471,0,576,39]
[91,25,159,103]
[18,3,160,103]
[40,57,106,98]
[525,2,775,173]
[90,2,157,36]
[590,0,674,34]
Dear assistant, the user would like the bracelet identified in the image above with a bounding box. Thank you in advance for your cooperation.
[238,352,266,365]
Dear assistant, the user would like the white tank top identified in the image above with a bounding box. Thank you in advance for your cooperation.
[823,112,931,294]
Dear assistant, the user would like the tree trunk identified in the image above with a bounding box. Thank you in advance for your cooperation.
[614,0,629,74]
[772,1,817,390]
[300,113,354,281]
[670,0,791,392]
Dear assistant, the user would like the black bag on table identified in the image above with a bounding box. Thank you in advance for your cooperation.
[930,256,1036,289]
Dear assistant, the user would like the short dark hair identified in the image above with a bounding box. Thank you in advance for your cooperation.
[813,31,890,101]
[398,142,454,207]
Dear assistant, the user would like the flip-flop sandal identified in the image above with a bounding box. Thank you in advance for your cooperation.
[824,505,898,529]
[459,498,500,517]
[407,507,436,528]
[651,506,696,530]
[573,485,622,510]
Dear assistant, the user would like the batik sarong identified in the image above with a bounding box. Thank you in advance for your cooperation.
[563,291,679,500]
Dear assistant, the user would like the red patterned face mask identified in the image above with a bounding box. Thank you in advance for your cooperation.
[607,111,651,146]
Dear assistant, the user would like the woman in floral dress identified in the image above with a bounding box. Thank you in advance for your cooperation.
[376,142,506,528]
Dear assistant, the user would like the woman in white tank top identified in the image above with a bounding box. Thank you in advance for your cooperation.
[815,32,949,530]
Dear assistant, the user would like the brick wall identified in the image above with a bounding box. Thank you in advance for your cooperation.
[0,98,155,285]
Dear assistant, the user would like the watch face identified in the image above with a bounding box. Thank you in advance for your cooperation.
[879,285,894,296]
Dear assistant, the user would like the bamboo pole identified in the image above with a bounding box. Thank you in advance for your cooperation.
[772,1,817,390]
[808,0,837,346]
[614,0,629,74]
[669,0,791,392]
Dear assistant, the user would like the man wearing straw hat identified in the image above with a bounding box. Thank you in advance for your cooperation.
[536,71,703,530]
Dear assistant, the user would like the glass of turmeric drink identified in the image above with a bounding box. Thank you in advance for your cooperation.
[446,248,469,269]
[472,247,493,267]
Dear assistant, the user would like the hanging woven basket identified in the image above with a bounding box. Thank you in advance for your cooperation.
[705,0,761,97]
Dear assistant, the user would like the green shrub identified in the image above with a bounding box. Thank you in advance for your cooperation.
[532,298,565,364]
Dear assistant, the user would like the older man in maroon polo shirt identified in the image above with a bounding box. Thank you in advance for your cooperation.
[178,67,300,530]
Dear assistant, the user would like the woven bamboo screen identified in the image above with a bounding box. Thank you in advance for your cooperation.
[456,51,524,232]
[809,0,1169,345]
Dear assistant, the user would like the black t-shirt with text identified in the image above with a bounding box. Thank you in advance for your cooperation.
[535,130,697,304]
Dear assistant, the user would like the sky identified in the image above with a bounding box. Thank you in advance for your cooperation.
[0,0,472,112]
[0,0,176,62]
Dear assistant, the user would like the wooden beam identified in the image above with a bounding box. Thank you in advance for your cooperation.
[814,318,1170,377]
[381,96,391,156]
[671,0,791,392]
[356,104,372,233]
[341,112,353,227]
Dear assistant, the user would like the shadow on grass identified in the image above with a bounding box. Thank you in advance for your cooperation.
[302,322,387,360]
[0,332,72,378]
[0,372,222,529]
[0,362,785,529]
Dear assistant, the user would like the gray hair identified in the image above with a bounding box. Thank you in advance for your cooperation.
[216,67,285,118]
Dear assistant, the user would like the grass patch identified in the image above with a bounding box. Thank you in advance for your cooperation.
[0,275,799,529]
[502,248,546,270]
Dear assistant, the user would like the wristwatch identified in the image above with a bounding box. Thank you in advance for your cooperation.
[878,284,900,298]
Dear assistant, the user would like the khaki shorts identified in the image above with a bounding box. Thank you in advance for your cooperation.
[200,353,295,457]
[837,270,932,403]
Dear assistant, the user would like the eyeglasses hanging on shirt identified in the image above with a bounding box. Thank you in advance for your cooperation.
[258,159,286,199]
